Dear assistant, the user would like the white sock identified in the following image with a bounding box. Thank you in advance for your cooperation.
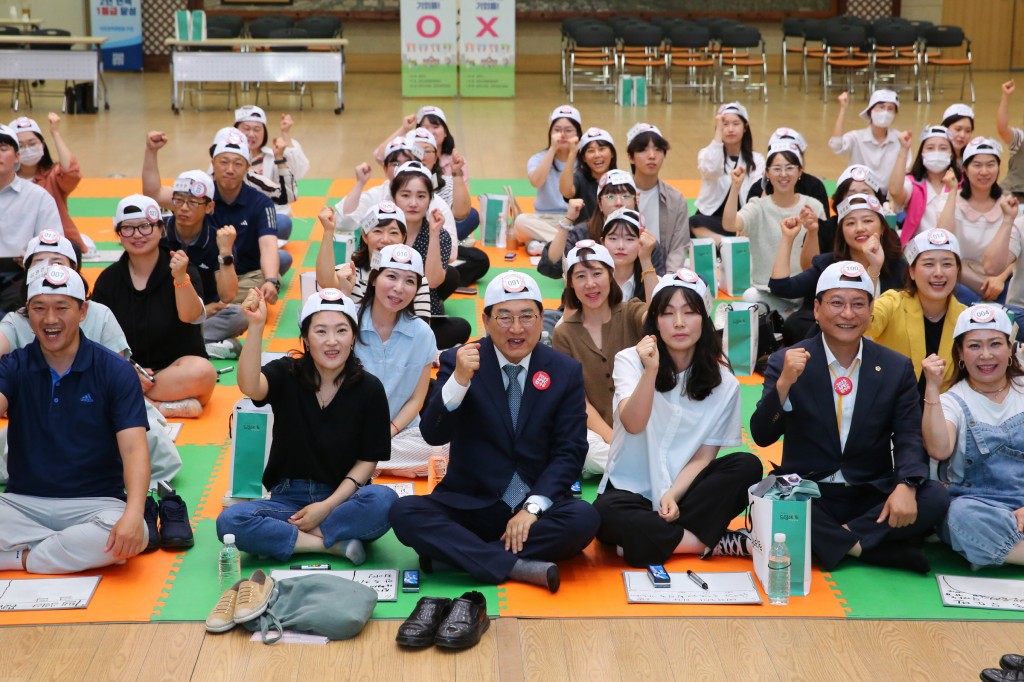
[0,550,25,570]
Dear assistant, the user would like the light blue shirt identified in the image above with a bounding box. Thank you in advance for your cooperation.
[355,309,436,426]
[527,150,573,214]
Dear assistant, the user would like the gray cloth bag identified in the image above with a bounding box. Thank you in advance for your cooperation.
[242,574,378,643]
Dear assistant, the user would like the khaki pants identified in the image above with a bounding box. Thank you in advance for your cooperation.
[233,270,265,304]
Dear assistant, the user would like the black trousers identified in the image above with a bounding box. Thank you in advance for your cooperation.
[389,494,600,583]
[811,480,950,570]
[594,452,763,567]
[454,245,490,286]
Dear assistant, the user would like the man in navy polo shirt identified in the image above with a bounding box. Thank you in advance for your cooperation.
[142,129,282,307]
[0,265,150,573]
[161,169,244,359]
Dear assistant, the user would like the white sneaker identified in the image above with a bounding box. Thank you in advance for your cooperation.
[206,338,242,360]
[158,398,203,419]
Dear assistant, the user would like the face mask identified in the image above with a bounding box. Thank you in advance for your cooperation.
[18,145,43,166]
[922,151,951,173]
[871,110,895,128]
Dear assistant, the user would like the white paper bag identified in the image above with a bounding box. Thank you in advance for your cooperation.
[747,484,813,596]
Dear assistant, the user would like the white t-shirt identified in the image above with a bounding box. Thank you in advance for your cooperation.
[939,378,1024,483]
[599,348,742,508]
[738,194,826,289]
[896,177,952,237]
[638,186,660,241]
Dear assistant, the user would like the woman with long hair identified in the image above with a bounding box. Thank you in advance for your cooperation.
[889,125,960,244]
[216,288,398,564]
[593,270,763,567]
[10,114,82,247]
[922,305,1024,567]
[514,104,583,244]
[559,127,618,225]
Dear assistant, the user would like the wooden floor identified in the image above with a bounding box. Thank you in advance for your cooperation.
[4,70,1024,680]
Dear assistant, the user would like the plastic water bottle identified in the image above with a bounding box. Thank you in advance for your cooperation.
[767,532,791,606]
[218,534,242,594]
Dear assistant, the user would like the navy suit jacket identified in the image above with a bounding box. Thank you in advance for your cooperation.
[749,334,928,492]
[420,337,588,510]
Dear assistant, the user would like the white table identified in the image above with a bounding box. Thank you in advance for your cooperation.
[165,38,348,114]
[0,17,45,30]
[0,35,108,112]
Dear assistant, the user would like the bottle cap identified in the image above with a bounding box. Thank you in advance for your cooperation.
[774,532,786,543]
[224,534,236,544]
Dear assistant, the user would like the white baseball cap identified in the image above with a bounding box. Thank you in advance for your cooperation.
[27,264,85,302]
[406,127,438,151]
[299,288,358,328]
[565,239,615,273]
[963,136,1003,164]
[0,123,18,148]
[394,160,433,183]
[416,105,447,125]
[550,104,581,125]
[360,200,406,234]
[838,164,883,194]
[172,170,215,200]
[943,103,975,121]
[904,228,961,265]
[483,271,543,308]
[211,128,251,163]
[578,127,614,153]
[602,207,643,233]
[836,193,885,222]
[373,243,424,277]
[24,229,77,266]
[859,89,899,121]
[769,127,808,153]
[114,194,162,228]
[816,260,875,297]
[9,116,41,136]
[766,141,803,167]
[718,102,749,121]
[920,125,951,143]
[384,136,424,162]
[625,122,664,146]
[234,105,268,126]
[651,268,713,315]
[953,304,1013,339]
[597,169,637,194]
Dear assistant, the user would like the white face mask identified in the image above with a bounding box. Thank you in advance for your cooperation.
[871,110,895,128]
[922,151,951,173]
[18,145,43,166]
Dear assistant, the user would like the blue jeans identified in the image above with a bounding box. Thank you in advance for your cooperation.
[276,213,293,241]
[216,479,397,561]
[455,207,480,241]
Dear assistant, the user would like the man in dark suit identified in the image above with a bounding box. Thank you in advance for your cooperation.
[750,261,949,573]
[389,271,599,592]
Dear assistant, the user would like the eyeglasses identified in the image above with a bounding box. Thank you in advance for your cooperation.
[171,196,209,209]
[118,222,159,237]
[600,193,635,203]
[490,312,540,329]
[824,299,869,313]
[767,165,799,176]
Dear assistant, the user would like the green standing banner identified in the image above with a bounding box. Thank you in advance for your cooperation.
[459,0,515,97]
[400,0,458,97]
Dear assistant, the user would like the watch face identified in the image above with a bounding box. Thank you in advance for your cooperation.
[525,502,541,515]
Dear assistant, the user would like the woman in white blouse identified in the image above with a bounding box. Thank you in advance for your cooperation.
[593,270,763,567]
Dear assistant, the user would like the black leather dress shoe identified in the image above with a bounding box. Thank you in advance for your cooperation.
[981,667,1024,682]
[395,597,452,647]
[434,591,489,649]
[1003,655,1024,672]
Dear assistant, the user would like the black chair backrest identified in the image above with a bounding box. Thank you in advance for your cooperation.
[703,18,741,40]
[0,26,20,36]
[268,27,308,52]
[562,17,603,38]
[573,23,616,48]
[621,22,664,48]
[825,23,868,50]
[207,14,244,37]
[296,15,342,38]
[925,24,966,48]
[249,15,294,38]
[719,24,762,49]
[873,22,918,48]
[668,23,711,49]
[27,28,72,50]
[610,18,648,40]
[782,18,806,37]
[908,20,934,38]
[801,18,826,42]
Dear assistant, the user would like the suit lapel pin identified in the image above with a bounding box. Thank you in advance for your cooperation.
[875,366,881,372]
[532,371,551,390]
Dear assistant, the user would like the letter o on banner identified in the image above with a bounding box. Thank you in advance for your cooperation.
[417,15,441,39]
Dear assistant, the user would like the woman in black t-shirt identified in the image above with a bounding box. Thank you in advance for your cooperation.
[92,194,216,419]
[215,287,397,564]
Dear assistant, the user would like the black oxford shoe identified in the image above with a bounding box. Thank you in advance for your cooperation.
[395,596,451,647]
[434,591,489,650]
[1002,655,1024,672]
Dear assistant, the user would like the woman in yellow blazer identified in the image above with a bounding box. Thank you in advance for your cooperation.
[867,228,965,393]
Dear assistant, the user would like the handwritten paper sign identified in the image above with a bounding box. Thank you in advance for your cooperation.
[936,574,1024,612]
[271,569,398,602]
[0,576,100,611]
[623,571,763,605]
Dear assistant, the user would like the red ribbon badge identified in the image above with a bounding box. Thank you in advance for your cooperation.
[532,371,551,391]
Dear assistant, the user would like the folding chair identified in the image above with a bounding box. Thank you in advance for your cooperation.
[923,25,974,103]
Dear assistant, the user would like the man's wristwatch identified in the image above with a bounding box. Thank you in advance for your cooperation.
[898,477,922,489]
[217,254,234,266]
[523,501,543,517]
[266,277,282,291]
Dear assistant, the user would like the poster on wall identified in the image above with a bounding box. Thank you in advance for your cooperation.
[400,0,458,97]
[459,0,515,97]
[89,0,143,71]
